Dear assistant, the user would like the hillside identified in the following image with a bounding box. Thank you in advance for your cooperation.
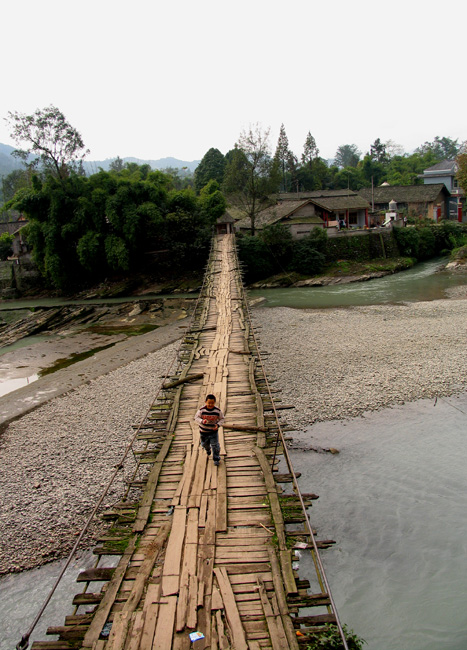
[0,143,199,177]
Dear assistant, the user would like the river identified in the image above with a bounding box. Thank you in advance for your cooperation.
[1,259,467,649]
[291,394,467,650]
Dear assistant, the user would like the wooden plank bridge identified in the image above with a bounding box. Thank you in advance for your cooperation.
[30,234,345,650]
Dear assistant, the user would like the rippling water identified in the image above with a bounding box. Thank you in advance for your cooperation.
[291,394,467,649]
[249,258,467,309]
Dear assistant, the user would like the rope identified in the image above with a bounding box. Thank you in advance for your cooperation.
[233,236,350,650]
[16,238,216,650]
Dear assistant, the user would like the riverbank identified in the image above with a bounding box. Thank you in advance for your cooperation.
[254,295,467,428]
[2,291,467,575]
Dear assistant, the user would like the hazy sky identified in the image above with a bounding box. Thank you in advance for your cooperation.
[2,0,466,164]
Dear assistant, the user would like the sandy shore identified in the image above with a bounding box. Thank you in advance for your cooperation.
[1,295,467,574]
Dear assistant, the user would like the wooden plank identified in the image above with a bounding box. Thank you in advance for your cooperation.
[267,546,300,650]
[216,461,227,532]
[257,576,289,650]
[214,567,248,650]
[138,582,162,648]
[162,506,187,594]
[133,435,173,532]
[153,594,178,649]
[105,523,171,650]
[82,536,137,647]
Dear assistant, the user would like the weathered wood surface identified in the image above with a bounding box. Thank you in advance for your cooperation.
[33,235,317,650]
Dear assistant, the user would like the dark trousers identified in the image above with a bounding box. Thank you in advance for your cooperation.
[200,429,220,462]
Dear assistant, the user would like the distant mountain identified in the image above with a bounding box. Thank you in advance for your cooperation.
[0,143,20,177]
[0,143,200,177]
[82,156,200,174]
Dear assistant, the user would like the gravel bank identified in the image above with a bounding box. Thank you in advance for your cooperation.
[255,299,467,429]
[3,296,467,574]
[0,342,179,575]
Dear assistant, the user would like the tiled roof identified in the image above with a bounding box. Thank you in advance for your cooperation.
[422,159,456,174]
[277,189,358,200]
[217,211,235,224]
[358,183,450,203]
[311,195,370,211]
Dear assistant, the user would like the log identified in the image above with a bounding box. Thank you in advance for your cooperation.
[222,423,267,433]
[162,373,204,389]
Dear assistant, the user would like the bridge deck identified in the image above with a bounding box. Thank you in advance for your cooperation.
[32,234,338,650]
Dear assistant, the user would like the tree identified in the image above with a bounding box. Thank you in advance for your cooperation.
[274,124,290,192]
[194,148,225,192]
[6,105,89,180]
[0,232,13,260]
[385,139,405,158]
[456,152,467,196]
[369,138,388,164]
[223,125,280,235]
[334,144,361,168]
[109,156,124,172]
[360,154,386,186]
[415,136,461,161]
[199,180,227,222]
[301,132,319,165]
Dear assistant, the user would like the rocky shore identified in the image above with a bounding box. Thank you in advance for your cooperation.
[255,296,467,428]
[2,292,467,574]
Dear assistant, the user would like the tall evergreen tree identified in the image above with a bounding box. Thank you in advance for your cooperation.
[274,123,289,191]
[301,132,319,164]
[194,148,225,193]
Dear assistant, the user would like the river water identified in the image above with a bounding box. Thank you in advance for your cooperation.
[2,259,467,649]
[291,394,467,650]
[249,257,467,308]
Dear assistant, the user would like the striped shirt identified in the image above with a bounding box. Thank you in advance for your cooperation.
[194,405,225,434]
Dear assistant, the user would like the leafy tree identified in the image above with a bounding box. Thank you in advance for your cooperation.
[260,223,293,264]
[301,132,319,165]
[274,124,290,192]
[385,139,405,158]
[369,138,388,164]
[456,152,467,195]
[360,155,386,186]
[335,144,361,168]
[1,168,31,208]
[236,234,275,282]
[199,180,226,222]
[109,156,125,172]
[415,136,461,161]
[0,232,13,259]
[290,234,326,275]
[6,105,89,180]
[223,125,280,235]
[385,151,437,186]
[333,166,366,190]
[194,148,225,193]
[297,157,335,191]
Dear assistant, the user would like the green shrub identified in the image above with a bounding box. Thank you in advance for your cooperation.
[305,623,366,650]
[417,227,436,260]
[394,227,420,258]
[290,235,326,275]
[236,234,275,282]
[0,232,13,260]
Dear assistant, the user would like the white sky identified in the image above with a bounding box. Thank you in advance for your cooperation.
[2,0,466,163]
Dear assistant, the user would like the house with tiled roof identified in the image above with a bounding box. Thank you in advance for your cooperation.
[358,183,451,221]
[235,191,371,237]
[418,160,464,221]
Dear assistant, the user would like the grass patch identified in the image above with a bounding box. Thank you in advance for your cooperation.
[323,256,415,277]
[86,324,159,336]
[39,343,117,376]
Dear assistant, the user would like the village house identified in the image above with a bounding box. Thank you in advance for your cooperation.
[235,190,371,237]
[216,211,236,235]
[358,183,451,221]
[418,159,465,221]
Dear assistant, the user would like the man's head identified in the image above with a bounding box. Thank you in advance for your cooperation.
[205,394,216,409]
